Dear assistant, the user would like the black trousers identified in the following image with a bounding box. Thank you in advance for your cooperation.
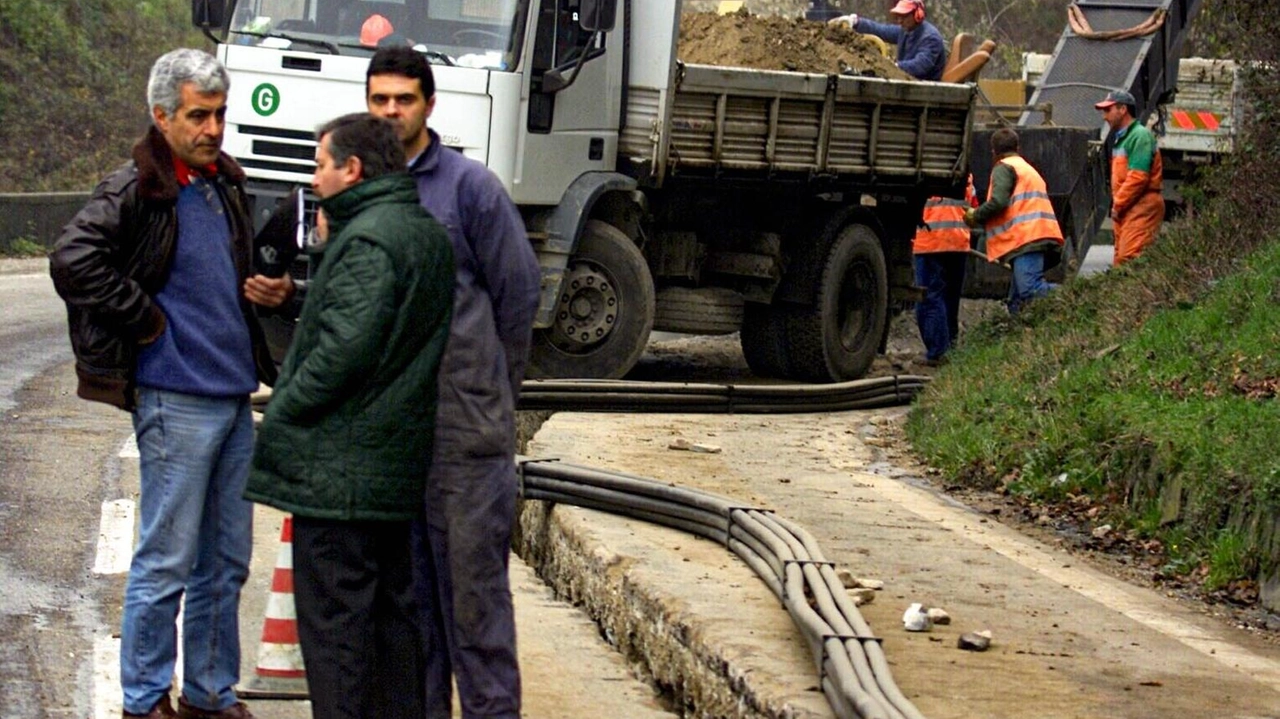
[292,517,425,719]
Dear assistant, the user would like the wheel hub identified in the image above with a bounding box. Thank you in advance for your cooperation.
[838,262,873,351]
[550,261,617,353]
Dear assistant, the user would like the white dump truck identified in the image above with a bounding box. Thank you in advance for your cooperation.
[192,0,975,381]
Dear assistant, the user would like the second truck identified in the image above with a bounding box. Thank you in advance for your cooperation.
[193,0,975,382]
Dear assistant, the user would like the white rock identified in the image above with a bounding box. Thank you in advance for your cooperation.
[902,603,932,632]
[856,578,885,590]
[835,568,858,588]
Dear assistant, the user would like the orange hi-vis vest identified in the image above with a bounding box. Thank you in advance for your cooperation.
[913,176,977,254]
[982,155,1063,263]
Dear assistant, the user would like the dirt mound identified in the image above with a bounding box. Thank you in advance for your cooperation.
[678,10,911,81]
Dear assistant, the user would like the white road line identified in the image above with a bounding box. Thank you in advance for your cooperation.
[176,601,185,691]
[119,434,139,459]
[92,499,135,575]
[93,634,121,719]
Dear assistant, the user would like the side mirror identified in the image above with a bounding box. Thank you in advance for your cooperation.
[579,0,616,32]
[192,0,227,29]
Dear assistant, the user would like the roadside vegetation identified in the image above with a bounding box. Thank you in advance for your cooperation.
[907,2,1280,603]
[0,0,205,192]
[0,237,47,257]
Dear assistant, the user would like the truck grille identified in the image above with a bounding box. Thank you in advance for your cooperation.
[237,124,317,175]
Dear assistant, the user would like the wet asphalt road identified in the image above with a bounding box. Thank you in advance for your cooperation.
[0,258,112,718]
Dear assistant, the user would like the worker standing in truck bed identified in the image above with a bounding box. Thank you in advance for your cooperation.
[830,0,947,81]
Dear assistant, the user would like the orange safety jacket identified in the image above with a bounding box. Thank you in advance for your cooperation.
[913,176,978,254]
[982,155,1063,263]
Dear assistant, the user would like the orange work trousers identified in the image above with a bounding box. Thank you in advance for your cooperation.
[1112,191,1164,266]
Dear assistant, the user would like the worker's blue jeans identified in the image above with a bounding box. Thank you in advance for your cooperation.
[121,389,253,715]
[914,252,967,361]
[1008,251,1056,314]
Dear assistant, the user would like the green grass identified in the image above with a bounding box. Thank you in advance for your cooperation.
[1,237,48,258]
[906,190,1280,591]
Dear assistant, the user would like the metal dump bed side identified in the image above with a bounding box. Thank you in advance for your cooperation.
[622,65,974,192]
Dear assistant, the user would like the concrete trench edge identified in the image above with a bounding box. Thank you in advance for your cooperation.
[514,498,805,719]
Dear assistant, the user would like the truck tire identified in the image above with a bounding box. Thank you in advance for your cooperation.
[527,220,655,379]
[785,224,887,382]
[654,287,744,334]
[740,302,793,379]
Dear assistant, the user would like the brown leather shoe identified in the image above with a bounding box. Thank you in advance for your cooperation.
[123,695,176,718]
[175,696,255,719]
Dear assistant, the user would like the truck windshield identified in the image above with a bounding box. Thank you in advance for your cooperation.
[228,0,530,69]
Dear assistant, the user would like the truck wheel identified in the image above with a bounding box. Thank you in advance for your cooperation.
[786,224,887,382]
[527,220,655,379]
[740,302,793,379]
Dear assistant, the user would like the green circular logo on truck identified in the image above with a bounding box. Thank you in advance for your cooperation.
[251,83,280,116]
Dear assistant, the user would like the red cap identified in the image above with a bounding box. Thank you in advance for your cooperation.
[890,0,923,16]
[360,14,394,47]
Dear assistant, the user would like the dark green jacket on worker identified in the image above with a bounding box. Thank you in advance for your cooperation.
[246,173,454,521]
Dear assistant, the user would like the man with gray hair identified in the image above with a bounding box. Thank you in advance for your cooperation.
[50,48,284,719]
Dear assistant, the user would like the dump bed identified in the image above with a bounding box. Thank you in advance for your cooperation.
[1161,57,1239,154]
[621,2,975,196]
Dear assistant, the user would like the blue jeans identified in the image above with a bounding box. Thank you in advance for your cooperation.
[121,388,254,714]
[1008,251,1056,314]
[914,252,967,361]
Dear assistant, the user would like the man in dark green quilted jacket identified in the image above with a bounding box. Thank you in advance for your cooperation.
[245,112,453,719]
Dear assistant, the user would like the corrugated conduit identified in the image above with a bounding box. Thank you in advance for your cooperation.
[517,457,928,719]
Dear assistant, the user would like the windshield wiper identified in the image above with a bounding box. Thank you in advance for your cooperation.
[233,30,339,55]
[422,49,456,67]
[331,42,455,66]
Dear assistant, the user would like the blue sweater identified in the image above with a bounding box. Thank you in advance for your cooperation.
[854,18,948,81]
[135,178,257,396]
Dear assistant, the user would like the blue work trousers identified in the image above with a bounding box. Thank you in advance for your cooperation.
[121,389,253,715]
[412,457,521,719]
[914,252,967,361]
[1008,251,1057,314]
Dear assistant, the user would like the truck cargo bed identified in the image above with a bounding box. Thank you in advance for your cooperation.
[621,64,974,193]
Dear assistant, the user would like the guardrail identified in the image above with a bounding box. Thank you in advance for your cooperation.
[0,192,90,253]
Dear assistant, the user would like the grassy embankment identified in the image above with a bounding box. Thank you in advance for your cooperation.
[907,59,1280,598]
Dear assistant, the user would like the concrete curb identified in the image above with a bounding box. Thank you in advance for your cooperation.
[514,498,827,719]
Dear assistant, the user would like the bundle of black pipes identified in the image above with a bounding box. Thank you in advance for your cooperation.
[517,461,927,719]
[518,375,931,414]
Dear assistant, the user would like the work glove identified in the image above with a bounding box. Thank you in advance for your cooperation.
[828,13,858,28]
[963,208,979,228]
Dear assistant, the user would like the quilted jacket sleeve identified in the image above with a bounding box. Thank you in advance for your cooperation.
[268,238,398,424]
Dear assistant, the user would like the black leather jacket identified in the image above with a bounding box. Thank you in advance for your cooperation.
[49,127,277,410]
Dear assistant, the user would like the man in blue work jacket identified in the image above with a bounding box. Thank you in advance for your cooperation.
[365,46,542,719]
[832,0,948,81]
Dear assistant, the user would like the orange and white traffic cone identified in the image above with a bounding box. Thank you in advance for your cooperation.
[239,516,309,699]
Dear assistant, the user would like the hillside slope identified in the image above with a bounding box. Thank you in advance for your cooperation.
[907,1,1280,611]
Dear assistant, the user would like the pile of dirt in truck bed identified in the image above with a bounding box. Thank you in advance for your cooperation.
[678,10,911,81]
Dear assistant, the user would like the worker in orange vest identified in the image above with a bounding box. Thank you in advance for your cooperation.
[912,175,977,365]
[965,128,1064,314]
[1095,89,1164,265]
